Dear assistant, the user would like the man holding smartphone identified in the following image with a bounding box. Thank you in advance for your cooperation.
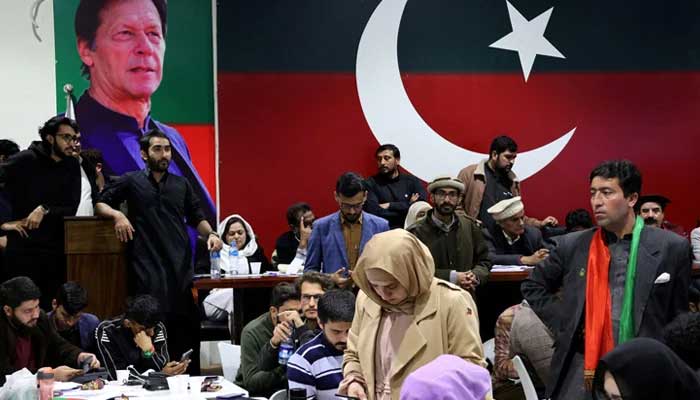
[95,295,188,380]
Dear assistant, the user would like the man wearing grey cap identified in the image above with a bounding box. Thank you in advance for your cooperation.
[482,197,549,266]
[408,175,491,291]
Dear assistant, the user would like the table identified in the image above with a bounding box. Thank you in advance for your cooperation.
[56,376,247,399]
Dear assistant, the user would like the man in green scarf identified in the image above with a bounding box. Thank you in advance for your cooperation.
[521,160,691,400]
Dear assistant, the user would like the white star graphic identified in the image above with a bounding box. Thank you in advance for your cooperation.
[489,1,565,82]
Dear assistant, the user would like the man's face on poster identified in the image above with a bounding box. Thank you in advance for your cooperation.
[79,0,166,102]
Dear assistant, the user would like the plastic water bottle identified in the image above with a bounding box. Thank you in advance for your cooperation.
[210,251,221,279]
[278,331,295,365]
[229,247,240,275]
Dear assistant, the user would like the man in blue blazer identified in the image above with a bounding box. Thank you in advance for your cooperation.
[305,172,389,286]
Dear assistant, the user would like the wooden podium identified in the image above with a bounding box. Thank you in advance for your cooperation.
[64,217,127,320]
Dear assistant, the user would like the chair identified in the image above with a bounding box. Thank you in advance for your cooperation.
[483,338,495,366]
[218,342,242,383]
[269,389,287,400]
[512,355,538,400]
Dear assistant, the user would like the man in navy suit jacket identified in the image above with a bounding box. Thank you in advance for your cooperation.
[305,172,389,286]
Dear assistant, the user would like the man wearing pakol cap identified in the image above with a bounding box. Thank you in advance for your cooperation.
[482,197,549,266]
[635,194,687,238]
[522,160,691,399]
[408,175,491,292]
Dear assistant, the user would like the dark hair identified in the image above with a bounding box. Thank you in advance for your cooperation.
[689,281,700,305]
[55,281,88,315]
[223,216,251,248]
[38,116,80,142]
[125,295,161,328]
[565,208,594,232]
[80,148,104,166]
[489,136,518,156]
[270,282,300,309]
[0,139,20,158]
[295,272,334,294]
[75,0,168,77]
[335,172,365,198]
[375,144,400,159]
[589,160,642,198]
[286,202,312,226]
[318,289,356,324]
[138,129,170,152]
[663,312,700,370]
[0,276,41,308]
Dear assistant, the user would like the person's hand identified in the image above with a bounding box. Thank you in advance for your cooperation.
[379,203,390,210]
[77,353,101,369]
[53,366,83,381]
[541,216,558,227]
[114,212,135,242]
[162,360,189,376]
[298,219,312,249]
[270,320,293,347]
[331,268,352,288]
[520,248,550,265]
[133,331,153,353]
[207,234,223,251]
[410,193,420,203]
[279,309,304,328]
[348,382,368,400]
[338,375,368,400]
[458,271,478,291]
[26,206,46,230]
[1,220,28,238]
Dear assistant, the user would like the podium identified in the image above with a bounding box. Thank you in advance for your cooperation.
[64,217,127,319]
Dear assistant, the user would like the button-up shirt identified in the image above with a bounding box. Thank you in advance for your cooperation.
[341,213,363,270]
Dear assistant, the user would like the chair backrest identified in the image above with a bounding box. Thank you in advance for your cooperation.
[218,342,242,383]
[512,355,538,400]
[483,338,496,366]
[269,389,288,400]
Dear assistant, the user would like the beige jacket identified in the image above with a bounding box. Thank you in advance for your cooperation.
[343,279,486,400]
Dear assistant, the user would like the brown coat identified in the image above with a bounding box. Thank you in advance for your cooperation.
[457,158,529,220]
[343,279,486,400]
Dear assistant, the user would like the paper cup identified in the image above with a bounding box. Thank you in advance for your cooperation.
[116,369,129,384]
[250,262,262,274]
[167,374,190,393]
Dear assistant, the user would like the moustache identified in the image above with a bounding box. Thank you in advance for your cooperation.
[643,217,658,225]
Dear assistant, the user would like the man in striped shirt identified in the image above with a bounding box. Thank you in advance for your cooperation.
[288,289,355,400]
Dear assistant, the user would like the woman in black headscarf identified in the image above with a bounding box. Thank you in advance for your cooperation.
[593,337,700,400]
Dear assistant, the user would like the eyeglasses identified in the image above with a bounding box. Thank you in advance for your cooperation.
[340,202,364,211]
[433,191,460,200]
[56,133,81,144]
[302,294,322,302]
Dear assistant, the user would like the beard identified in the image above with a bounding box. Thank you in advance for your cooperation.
[436,203,456,216]
[147,157,170,172]
[644,217,659,226]
[333,342,347,351]
[52,141,70,159]
[9,314,39,337]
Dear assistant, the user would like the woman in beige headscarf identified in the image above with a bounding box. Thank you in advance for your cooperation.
[403,201,432,229]
[338,229,485,400]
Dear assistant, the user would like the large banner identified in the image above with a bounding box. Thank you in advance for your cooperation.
[218,0,700,251]
[54,0,217,211]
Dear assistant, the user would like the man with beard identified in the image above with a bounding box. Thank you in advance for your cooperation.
[0,277,100,385]
[47,282,100,353]
[364,144,427,229]
[296,272,334,339]
[457,135,557,232]
[522,160,691,399]
[0,116,89,308]
[305,172,389,287]
[635,194,687,238]
[288,289,356,400]
[408,176,491,291]
[95,129,222,375]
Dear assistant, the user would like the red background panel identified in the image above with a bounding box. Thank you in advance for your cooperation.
[172,124,217,204]
[218,72,700,253]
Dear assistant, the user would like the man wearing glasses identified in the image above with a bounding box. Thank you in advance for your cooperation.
[409,175,492,291]
[0,116,96,309]
[305,172,389,287]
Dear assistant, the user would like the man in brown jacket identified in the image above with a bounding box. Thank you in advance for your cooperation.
[0,276,99,385]
[408,176,491,291]
[456,136,557,232]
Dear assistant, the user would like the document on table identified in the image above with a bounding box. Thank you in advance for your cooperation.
[491,265,533,272]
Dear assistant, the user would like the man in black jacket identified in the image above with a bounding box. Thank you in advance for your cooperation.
[364,144,427,229]
[0,277,99,385]
[0,117,96,309]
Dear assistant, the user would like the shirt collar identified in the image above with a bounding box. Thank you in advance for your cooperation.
[431,211,456,232]
[77,92,153,134]
[502,229,521,245]
[340,212,363,226]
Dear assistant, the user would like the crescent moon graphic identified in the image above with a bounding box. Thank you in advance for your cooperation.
[356,0,575,181]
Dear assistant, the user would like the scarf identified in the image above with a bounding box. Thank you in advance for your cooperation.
[584,216,643,389]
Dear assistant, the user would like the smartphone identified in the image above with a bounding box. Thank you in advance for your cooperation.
[180,348,193,363]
